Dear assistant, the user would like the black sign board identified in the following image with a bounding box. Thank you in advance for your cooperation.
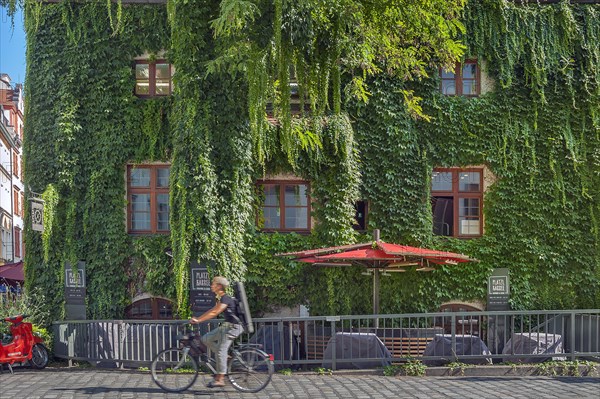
[487,268,510,311]
[65,261,86,320]
[190,260,215,316]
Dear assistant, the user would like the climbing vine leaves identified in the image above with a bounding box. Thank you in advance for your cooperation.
[15,0,600,322]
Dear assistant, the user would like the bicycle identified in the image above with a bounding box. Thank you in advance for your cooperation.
[151,323,274,393]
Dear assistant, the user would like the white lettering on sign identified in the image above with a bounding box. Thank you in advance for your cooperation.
[66,270,85,288]
[191,269,210,290]
[488,276,509,295]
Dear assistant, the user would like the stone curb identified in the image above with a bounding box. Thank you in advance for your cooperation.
[44,363,600,378]
[423,365,600,377]
[290,364,600,378]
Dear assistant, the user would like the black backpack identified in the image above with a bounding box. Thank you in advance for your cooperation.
[231,281,254,334]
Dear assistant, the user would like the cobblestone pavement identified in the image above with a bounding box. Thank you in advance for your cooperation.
[0,369,598,399]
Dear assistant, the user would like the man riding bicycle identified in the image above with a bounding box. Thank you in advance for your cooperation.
[190,276,244,388]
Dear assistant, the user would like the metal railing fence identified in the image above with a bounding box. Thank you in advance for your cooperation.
[52,310,600,370]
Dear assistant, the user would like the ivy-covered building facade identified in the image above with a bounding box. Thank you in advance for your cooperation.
[13,0,600,322]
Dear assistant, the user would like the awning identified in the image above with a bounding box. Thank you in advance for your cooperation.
[0,261,24,284]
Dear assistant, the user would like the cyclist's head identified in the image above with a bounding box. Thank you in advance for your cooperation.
[212,276,229,290]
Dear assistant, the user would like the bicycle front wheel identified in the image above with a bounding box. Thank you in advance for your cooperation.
[228,348,274,393]
[151,348,199,392]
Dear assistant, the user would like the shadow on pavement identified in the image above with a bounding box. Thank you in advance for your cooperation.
[51,386,215,396]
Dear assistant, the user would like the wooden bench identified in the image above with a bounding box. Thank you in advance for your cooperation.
[381,336,432,359]
[305,335,433,361]
[305,336,330,360]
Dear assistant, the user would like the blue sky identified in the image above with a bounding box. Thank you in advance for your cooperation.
[0,6,26,85]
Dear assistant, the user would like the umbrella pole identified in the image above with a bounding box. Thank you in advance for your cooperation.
[373,269,380,328]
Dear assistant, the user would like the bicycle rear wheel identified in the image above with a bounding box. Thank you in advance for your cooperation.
[151,348,198,392]
[228,348,274,393]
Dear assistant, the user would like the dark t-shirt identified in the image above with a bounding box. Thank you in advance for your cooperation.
[219,294,239,324]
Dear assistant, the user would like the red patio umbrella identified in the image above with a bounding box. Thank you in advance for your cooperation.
[277,230,476,319]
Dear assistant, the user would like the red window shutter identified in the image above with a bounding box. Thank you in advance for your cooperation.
[14,228,20,258]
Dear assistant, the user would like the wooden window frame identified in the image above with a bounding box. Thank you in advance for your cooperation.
[124,297,174,320]
[134,60,172,98]
[257,180,311,232]
[127,164,170,234]
[431,168,483,238]
[13,187,21,217]
[440,60,480,97]
[353,200,369,232]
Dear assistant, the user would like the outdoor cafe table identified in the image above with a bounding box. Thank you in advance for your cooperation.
[423,334,492,366]
[322,332,392,369]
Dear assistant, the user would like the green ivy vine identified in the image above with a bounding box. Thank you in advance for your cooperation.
[13,0,600,324]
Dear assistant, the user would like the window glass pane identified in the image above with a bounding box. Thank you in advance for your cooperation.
[263,185,280,206]
[459,218,480,235]
[135,82,150,95]
[155,80,170,95]
[462,64,477,79]
[432,197,453,236]
[432,172,452,191]
[290,81,299,96]
[285,207,308,229]
[130,168,150,187]
[157,168,170,187]
[155,64,170,79]
[284,184,307,206]
[441,69,455,79]
[442,81,456,95]
[262,207,280,228]
[158,301,172,319]
[157,193,170,230]
[157,215,169,230]
[458,172,480,192]
[131,194,150,212]
[137,301,152,318]
[459,198,479,216]
[463,80,476,95]
[132,214,151,231]
[353,201,367,231]
[131,194,151,230]
[136,64,150,79]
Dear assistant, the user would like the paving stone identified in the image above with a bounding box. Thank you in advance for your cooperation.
[1,368,599,398]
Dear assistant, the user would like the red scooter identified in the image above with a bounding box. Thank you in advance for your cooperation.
[0,314,49,373]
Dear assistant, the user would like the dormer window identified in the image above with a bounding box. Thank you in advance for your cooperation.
[440,60,479,97]
[135,60,172,97]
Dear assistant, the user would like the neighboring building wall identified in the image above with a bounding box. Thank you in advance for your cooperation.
[0,74,25,263]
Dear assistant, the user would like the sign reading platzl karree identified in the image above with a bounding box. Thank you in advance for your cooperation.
[65,261,87,320]
[487,268,510,311]
[189,260,215,316]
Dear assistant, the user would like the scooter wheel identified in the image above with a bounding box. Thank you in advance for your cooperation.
[30,343,49,369]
